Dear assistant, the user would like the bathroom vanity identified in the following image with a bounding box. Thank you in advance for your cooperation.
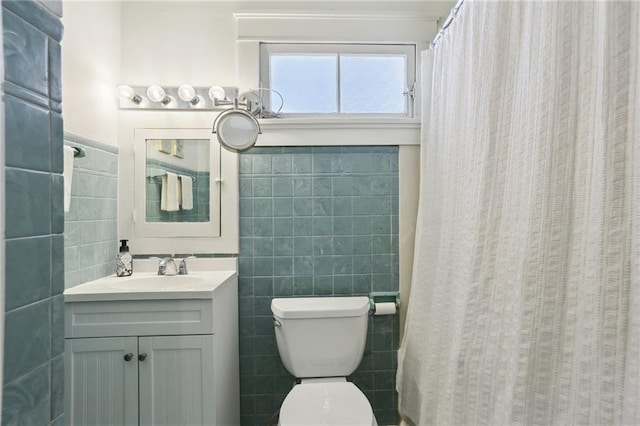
[63,270,239,425]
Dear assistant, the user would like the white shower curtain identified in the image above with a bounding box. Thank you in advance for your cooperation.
[397,1,640,425]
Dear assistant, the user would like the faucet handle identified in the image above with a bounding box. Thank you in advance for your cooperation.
[148,257,165,275]
[178,256,196,275]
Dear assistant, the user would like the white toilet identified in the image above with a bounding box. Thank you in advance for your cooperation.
[271,296,378,426]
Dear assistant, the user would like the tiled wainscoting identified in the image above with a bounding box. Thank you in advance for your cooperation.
[2,0,65,424]
[238,146,400,425]
[63,132,119,288]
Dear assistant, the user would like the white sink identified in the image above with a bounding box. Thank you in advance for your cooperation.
[64,270,237,302]
[106,275,205,291]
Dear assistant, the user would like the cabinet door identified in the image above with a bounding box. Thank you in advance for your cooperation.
[65,337,139,426]
[138,335,214,426]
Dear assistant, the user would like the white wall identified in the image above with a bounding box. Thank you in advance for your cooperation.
[398,145,420,340]
[62,1,121,146]
[120,1,237,86]
[120,1,451,88]
[62,0,454,147]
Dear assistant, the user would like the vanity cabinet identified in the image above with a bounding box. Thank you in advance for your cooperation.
[64,271,239,426]
[67,335,214,426]
[65,336,138,425]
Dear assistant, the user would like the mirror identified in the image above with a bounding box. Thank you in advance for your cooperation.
[145,139,210,223]
[132,129,223,241]
[212,108,262,152]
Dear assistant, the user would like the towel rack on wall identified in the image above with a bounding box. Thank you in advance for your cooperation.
[71,146,85,158]
[146,166,196,182]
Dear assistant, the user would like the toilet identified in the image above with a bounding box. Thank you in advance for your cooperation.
[271,296,378,426]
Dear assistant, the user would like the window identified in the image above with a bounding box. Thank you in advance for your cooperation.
[260,43,416,117]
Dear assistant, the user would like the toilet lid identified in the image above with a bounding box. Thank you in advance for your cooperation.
[279,382,374,426]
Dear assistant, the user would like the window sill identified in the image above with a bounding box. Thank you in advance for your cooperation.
[260,116,420,128]
[255,117,421,146]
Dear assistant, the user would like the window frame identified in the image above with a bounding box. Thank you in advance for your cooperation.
[259,42,417,118]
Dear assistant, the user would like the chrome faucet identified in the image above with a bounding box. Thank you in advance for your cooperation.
[157,257,178,276]
[178,256,196,275]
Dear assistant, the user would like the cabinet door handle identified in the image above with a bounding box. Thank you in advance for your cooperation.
[124,353,134,362]
[138,353,148,361]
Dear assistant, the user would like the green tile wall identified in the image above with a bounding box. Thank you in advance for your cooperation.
[63,132,119,288]
[238,146,400,425]
[2,1,64,424]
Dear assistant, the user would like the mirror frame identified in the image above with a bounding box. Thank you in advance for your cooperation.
[134,129,220,237]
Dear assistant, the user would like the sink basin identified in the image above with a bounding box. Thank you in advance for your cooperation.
[63,270,237,302]
[107,275,204,291]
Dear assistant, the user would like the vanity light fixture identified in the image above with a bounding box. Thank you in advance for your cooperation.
[115,85,142,104]
[146,85,172,105]
[178,84,202,106]
[115,85,239,110]
[114,83,270,151]
[208,86,228,105]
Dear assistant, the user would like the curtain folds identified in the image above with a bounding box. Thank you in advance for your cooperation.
[397,2,640,425]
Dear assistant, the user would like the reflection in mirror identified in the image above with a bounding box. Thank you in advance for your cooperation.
[145,139,210,222]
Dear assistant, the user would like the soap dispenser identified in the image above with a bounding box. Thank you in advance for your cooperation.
[116,239,133,277]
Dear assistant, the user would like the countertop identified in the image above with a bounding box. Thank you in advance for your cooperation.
[63,270,237,302]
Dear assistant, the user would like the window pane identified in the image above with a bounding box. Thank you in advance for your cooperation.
[270,55,337,113]
[340,55,406,114]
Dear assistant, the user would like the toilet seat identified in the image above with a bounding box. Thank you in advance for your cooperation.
[278,381,376,426]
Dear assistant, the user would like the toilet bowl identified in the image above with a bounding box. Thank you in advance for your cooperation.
[271,297,377,426]
[278,379,377,426]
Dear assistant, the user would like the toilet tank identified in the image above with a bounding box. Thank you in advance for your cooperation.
[271,297,370,378]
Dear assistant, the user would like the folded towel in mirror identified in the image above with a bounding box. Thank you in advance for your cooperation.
[161,172,179,211]
[179,175,194,210]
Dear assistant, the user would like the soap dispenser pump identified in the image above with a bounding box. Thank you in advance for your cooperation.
[116,239,133,277]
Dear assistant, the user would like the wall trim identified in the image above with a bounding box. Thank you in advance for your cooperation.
[234,11,442,22]
[234,12,441,18]
[258,118,421,145]
[234,11,439,42]
[255,125,420,146]
[0,2,5,408]
[64,131,119,154]
[260,118,421,130]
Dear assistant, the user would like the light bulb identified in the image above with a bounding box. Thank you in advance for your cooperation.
[208,86,227,102]
[178,84,200,105]
[146,85,171,104]
[115,85,142,104]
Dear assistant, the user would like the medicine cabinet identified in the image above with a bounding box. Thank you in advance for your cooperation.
[120,128,239,254]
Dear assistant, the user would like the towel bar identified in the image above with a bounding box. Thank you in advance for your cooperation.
[146,166,196,182]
